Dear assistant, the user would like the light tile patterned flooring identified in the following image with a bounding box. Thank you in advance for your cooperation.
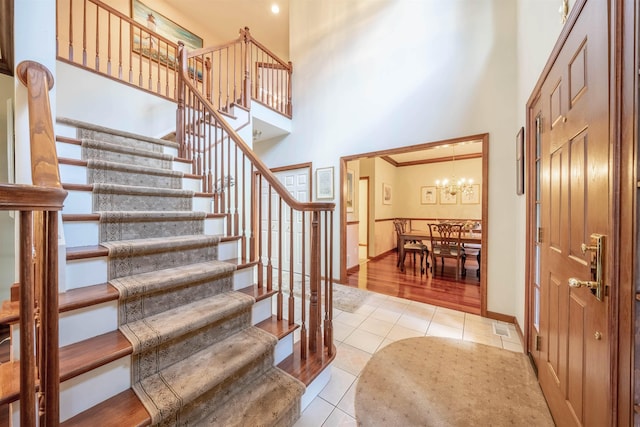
[293,291,523,427]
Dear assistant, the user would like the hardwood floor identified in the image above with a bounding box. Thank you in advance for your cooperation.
[344,251,481,315]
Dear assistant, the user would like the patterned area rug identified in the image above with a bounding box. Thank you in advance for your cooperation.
[355,337,554,426]
[282,275,372,313]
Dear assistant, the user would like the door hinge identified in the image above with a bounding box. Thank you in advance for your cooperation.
[535,335,542,351]
[537,227,543,244]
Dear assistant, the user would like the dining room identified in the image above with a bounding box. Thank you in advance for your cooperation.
[341,135,488,314]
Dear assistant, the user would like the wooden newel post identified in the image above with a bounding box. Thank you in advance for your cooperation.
[309,211,322,353]
[16,60,67,427]
[242,27,251,108]
[176,42,186,157]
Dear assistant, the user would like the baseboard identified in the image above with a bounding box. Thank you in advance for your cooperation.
[346,264,360,273]
[369,248,395,261]
[485,310,516,324]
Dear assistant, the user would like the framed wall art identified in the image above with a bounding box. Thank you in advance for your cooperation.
[421,186,437,205]
[461,184,481,204]
[516,126,525,195]
[440,189,457,204]
[131,0,203,78]
[346,169,355,212]
[316,166,334,200]
[382,183,392,205]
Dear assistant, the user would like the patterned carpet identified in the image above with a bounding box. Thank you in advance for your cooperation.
[355,336,554,426]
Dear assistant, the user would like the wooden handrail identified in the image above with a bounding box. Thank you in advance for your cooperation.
[178,43,334,359]
[240,27,291,71]
[6,61,68,427]
[179,45,330,213]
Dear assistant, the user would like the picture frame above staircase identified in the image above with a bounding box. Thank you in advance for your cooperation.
[130,0,203,78]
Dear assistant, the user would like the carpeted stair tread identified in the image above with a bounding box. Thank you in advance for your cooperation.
[99,211,207,241]
[60,117,179,152]
[101,235,219,279]
[133,326,277,425]
[92,183,194,212]
[93,183,193,197]
[82,139,174,170]
[101,234,219,255]
[110,260,236,299]
[196,367,305,427]
[87,159,184,189]
[120,291,255,354]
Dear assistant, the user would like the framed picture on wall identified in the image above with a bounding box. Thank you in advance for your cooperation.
[516,126,525,195]
[421,186,437,204]
[382,183,392,205]
[346,169,355,212]
[461,184,481,204]
[316,167,334,200]
[440,189,457,204]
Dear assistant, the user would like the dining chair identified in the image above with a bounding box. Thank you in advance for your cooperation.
[428,222,466,280]
[393,219,429,274]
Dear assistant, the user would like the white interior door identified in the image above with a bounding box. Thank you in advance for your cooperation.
[269,167,310,275]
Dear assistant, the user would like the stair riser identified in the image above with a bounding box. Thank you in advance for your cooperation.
[60,301,119,347]
[65,257,107,290]
[233,266,254,291]
[83,145,172,171]
[60,163,86,185]
[252,297,272,325]
[60,357,132,422]
[63,190,92,214]
[88,165,182,189]
[274,333,294,365]
[93,190,192,212]
[62,190,213,214]
[63,217,222,247]
[78,129,166,154]
[131,309,252,383]
[300,366,332,411]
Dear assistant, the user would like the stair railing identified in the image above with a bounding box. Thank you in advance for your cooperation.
[56,0,180,100]
[186,27,292,117]
[177,44,334,359]
[56,1,294,117]
[0,61,67,427]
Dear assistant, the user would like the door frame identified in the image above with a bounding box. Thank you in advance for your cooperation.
[338,133,489,316]
[523,0,635,423]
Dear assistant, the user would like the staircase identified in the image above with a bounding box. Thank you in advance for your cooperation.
[1,117,307,425]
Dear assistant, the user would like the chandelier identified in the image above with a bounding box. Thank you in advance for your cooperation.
[435,145,474,197]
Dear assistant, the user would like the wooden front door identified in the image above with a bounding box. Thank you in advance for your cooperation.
[530,0,612,425]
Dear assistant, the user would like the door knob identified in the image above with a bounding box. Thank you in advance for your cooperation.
[568,234,605,301]
[568,277,598,290]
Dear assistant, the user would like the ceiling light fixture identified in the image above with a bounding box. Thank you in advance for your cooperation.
[271,4,280,14]
[435,145,474,197]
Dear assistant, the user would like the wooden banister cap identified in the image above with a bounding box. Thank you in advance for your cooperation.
[17,61,54,91]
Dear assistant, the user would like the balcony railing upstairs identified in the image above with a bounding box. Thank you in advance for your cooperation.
[177,43,334,361]
[0,61,68,427]
[186,27,292,117]
[56,0,293,117]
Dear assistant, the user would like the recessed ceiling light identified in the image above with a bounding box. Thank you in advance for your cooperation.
[271,4,280,14]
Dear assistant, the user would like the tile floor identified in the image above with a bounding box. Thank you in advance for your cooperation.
[293,291,524,427]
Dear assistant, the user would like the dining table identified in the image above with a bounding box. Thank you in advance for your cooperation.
[398,230,482,272]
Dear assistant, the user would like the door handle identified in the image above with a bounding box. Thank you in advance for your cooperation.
[568,233,604,301]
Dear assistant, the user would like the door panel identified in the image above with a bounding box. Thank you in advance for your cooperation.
[534,1,611,425]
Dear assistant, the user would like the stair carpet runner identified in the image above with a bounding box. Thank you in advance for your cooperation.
[71,125,304,426]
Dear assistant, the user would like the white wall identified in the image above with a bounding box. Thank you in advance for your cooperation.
[56,62,176,138]
[396,158,482,220]
[256,0,520,317]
